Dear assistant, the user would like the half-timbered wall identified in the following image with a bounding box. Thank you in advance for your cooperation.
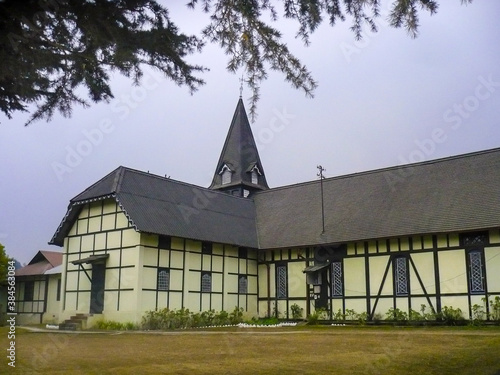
[139,234,258,315]
[257,248,310,319]
[15,276,46,324]
[258,229,500,320]
[15,274,61,324]
[61,199,259,323]
[62,199,140,322]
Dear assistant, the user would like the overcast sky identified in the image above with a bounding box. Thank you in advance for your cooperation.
[1,1,499,265]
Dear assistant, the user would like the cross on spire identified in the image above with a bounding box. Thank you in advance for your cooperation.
[239,74,244,98]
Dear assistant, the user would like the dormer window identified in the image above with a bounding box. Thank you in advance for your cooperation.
[250,165,261,185]
[219,164,232,185]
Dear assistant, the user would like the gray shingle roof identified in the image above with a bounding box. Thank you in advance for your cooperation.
[50,167,258,248]
[253,148,500,249]
[51,148,500,251]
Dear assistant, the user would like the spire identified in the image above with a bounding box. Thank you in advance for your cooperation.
[209,98,269,197]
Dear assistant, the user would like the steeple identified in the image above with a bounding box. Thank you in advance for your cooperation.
[209,98,269,197]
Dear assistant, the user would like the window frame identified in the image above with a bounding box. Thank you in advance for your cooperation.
[24,280,35,301]
[275,264,288,299]
[238,274,248,294]
[157,268,170,291]
[331,261,343,297]
[201,271,212,293]
[393,256,409,296]
[466,250,486,294]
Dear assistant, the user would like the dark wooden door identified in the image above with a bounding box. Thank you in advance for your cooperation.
[315,269,329,310]
[90,263,106,314]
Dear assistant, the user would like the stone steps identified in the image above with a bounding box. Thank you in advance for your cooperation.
[59,313,90,331]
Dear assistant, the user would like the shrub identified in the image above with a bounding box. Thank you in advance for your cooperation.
[487,296,500,321]
[439,306,464,325]
[290,304,304,319]
[141,307,244,330]
[345,309,357,321]
[229,307,244,325]
[356,312,368,325]
[94,320,138,330]
[470,304,485,326]
[307,308,327,325]
[386,307,408,322]
[332,309,345,322]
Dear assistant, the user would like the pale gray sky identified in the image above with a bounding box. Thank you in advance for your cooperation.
[1,1,499,264]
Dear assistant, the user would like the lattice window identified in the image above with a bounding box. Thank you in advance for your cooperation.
[201,272,212,293]
[394,257,409,296]
[331,262,343,297]
[157,269,170,291]
[238,275,248,294]
[276,265,287,299]
[462,232,488,246]
[469,252,485,293]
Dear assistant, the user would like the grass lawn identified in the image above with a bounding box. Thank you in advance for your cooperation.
[3,325,500,374]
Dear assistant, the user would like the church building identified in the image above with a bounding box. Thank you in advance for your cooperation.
[47,98,500,325]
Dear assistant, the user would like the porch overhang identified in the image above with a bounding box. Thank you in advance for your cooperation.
[71,254,109,265]
[303,262,330,273]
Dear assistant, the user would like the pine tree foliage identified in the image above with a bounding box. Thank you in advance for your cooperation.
[0,0,205,125]
[0,0,471,124]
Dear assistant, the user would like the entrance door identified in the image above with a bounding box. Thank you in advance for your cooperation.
[90,263,106,314]
[315,269,329,310]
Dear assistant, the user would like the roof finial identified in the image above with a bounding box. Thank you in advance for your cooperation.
[239,73,244,98]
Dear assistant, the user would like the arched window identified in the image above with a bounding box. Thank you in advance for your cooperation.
[238,275,248,294]
[157,268,170,291]
[201,272,212,293]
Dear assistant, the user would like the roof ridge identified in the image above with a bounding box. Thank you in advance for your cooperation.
[117,166,257,202]
[254,146,500,195]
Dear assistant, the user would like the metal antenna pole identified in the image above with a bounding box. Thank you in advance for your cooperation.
[317,165,326,233]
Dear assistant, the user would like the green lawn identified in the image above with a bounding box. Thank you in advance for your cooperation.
[4,326,500,374]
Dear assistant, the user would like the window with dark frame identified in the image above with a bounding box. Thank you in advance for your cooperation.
[331,261,343,297]
[468,251,485,293]
[202,242,212,255]
[461,231,488,247]
[238,247,247,259]
[276,265,287,299]
[394,257,409,296]
[158,235,171,249]
[201,272,212,293]
[157,268,170,291]
[24,281,34,301]
[238,275,248,294]
[56,278,61,301]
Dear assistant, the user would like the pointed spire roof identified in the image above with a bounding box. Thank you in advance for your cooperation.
[209,99,269,194]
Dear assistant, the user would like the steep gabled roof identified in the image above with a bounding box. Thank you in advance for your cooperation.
[209,99,269,192]
[50,167,258,248]
[16,250,62,276]
[254,147,500,249]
